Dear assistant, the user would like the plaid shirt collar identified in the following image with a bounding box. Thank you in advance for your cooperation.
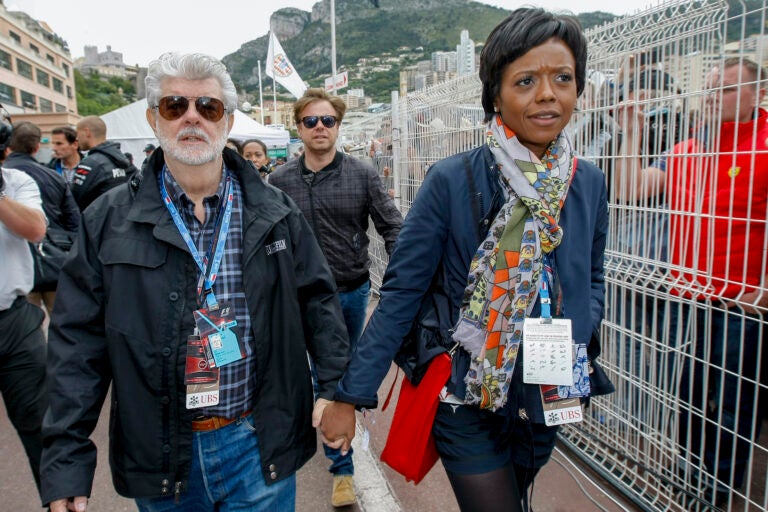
[162,164,227,223]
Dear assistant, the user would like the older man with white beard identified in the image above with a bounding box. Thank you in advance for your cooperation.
[40,52,354,512]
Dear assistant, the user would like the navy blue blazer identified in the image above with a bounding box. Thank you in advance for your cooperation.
[336,144,609,421]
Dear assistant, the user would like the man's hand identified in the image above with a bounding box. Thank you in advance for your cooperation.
[615,100,645,136]
[320,401,357,455]
[312,398,332,428]
[724,290,768,315]
[49,496,88,512]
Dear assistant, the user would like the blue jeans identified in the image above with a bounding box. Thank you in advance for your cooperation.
[136,416,296,512]
[338,280,370,349]
[321,279,370,476]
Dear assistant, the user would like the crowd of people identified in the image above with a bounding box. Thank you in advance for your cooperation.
[0,5,766,512]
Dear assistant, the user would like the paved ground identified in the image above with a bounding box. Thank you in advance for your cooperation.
[0,297,641,511]
[0,372,640,512]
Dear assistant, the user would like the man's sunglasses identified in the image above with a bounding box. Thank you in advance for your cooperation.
[154,96,228,122]
[301,115,337,129]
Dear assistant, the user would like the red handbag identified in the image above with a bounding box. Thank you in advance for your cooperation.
[380,352,452,484]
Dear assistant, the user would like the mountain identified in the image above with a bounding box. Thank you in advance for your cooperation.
[223,0,617,102]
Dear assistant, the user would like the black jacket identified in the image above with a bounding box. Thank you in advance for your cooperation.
[270,152,403,289]
[4,152,80,233]
[71,141,131,211]
[41,147,349,503]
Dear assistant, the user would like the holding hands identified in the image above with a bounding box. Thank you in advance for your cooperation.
[313,399,356,455]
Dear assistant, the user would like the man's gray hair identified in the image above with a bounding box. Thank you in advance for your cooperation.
[145,52,238,111]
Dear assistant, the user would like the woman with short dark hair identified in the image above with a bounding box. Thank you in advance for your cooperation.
[324,8,612,511]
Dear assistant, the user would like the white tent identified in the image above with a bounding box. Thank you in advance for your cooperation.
[101,98,290,168]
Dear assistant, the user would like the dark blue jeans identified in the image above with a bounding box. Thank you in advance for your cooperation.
[673,302,766,490]
[136,415,296,511]
[338,280,370,348]
[321,279,370,476]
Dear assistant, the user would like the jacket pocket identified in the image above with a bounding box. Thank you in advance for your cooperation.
[100,237,171,339]
[99,237,168,268]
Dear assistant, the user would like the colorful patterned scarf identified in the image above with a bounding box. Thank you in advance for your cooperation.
[453,114,574,411]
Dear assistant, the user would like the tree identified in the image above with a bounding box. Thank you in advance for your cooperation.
[74,69,136,116]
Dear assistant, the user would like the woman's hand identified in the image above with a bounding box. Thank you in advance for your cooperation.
[319,401,356,455]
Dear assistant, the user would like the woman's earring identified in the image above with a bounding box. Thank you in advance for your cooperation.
[494,106,499,112]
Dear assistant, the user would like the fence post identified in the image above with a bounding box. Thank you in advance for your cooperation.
[391,89,402,212]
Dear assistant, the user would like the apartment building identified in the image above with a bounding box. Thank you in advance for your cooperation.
[456,30,475,76]
[0,2,79,132]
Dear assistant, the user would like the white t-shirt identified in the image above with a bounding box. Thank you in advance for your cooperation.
[0,167,44,310]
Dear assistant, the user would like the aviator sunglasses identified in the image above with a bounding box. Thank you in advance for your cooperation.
[154,96,228,122]
[301,115,337,129]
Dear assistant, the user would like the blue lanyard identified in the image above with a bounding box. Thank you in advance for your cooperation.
[540,253,555,321]
[158,165,233,307]
[540,280,552,321]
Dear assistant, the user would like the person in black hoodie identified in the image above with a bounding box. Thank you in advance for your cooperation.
[72,116,130,210]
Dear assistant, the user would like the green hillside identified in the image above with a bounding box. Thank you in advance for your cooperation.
[223,1,619,103]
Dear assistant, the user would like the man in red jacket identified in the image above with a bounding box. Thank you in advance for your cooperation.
[615,56,768,507]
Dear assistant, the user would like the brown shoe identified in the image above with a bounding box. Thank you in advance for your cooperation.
[331,475,356,507]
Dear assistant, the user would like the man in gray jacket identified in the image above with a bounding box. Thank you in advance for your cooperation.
[270,88,402,507]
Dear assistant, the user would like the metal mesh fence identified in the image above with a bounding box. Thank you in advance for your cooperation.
[343,1,768,509]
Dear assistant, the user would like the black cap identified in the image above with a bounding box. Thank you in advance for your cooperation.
[143,143,156,152]
[628,69,675,94]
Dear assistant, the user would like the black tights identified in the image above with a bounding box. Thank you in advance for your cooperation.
[446,463,541,512]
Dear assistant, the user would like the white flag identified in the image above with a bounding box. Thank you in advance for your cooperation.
[266,32,307,99]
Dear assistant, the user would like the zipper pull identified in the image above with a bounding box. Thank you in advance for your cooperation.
[174,481,182,504]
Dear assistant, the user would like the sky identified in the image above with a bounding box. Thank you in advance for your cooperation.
[16,0,658,67]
